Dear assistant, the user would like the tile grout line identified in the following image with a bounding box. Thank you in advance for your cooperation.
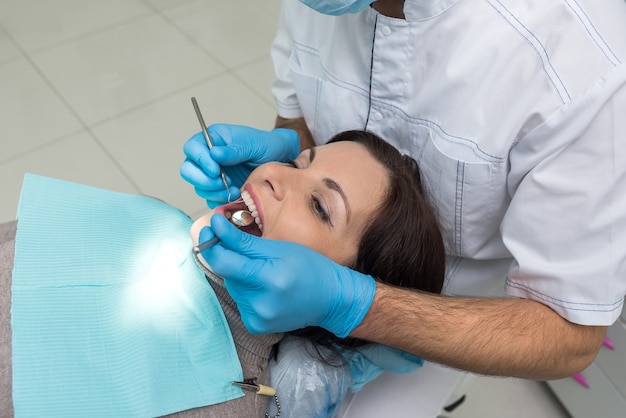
[139,0,277,110]
[0,15,160,194]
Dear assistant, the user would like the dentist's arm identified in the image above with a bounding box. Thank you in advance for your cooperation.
[200,216,606,381]
[352,284,606,380]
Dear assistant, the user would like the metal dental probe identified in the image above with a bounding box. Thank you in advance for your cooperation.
[190,97,255,255]
[191,96,231,203]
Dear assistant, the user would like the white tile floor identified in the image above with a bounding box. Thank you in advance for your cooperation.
[0,0,279,223]
[0,1,573,416]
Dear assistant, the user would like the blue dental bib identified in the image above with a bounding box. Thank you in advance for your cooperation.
[12,174,243,417]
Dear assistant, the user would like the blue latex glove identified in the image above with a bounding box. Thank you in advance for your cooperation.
[343,343,423,392]
[180,124,299,208]
[197,214,377,337]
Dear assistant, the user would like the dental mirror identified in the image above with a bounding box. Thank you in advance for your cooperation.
[230,210,254,227]
[193,209,254,255]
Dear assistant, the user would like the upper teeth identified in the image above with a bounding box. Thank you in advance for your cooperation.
[241,190,262,231]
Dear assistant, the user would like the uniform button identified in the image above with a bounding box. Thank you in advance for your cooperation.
[381,26,391,36]
[373,112,383,121]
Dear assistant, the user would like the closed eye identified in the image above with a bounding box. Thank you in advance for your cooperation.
[286,153,333,226]
[311,195,332,226]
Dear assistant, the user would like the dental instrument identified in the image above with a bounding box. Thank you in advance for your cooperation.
[191,96,231,203]
[230,209,254,228]
[232,379,276,396]
[192,210,254,255]
[190,98,254,254]
[232,379,280,416]
[193,236,220,255]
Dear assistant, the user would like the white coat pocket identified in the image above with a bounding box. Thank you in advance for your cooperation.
[411,126,510,259]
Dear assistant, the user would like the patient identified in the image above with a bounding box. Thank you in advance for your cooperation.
[0,130,444,417]
[190,129,445,416]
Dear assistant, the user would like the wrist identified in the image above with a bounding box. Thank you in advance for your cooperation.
[325,269,376,338]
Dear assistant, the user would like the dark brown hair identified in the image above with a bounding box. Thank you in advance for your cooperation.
[290,130,445,348]
[337,130,445,295]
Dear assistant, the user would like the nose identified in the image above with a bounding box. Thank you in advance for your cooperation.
[258,162,297,201]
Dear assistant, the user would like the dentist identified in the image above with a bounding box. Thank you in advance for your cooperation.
[181,0,626,416]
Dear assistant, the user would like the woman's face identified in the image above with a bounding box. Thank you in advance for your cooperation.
[192,141,389,266]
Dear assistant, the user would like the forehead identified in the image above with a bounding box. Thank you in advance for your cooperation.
[313,140,375,166]
[313,141,389,212]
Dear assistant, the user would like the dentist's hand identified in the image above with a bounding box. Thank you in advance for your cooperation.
[180,124,300,208]
[198,215,376,337]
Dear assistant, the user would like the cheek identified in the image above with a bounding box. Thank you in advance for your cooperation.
[264,218,340,258]
[268,223,357,266]
[265,217,321,249]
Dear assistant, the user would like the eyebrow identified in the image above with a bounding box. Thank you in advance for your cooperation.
[324,178,351,223]
[309,147,352,223]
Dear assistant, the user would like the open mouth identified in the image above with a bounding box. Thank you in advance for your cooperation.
[214,189,263,237]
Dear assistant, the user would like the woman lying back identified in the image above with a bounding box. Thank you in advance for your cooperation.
[1,130,445,417]
[189,129,446,416]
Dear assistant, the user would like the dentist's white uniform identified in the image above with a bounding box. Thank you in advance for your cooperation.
[271,0,626,415]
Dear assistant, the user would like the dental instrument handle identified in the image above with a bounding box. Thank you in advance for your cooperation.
[191,97,231,202]
[193,236,220,255]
